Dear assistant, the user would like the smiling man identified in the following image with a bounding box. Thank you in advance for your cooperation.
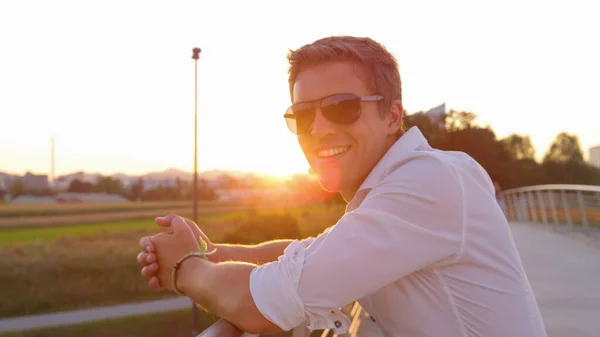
[137,36,547,336]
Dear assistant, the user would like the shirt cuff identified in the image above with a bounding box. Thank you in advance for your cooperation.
[249,240,350,333]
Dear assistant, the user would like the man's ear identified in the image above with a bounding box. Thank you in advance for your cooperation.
[386,99,404,136]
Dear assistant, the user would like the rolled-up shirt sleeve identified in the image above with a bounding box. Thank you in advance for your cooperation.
[249,154,465,332]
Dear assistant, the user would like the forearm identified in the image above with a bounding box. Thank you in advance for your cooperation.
[179,258,280,334]
[212,239,293,265]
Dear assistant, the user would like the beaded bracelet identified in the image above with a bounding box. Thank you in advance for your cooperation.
[171,238,216,296]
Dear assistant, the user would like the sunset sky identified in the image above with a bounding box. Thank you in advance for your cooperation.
[1,0,599,178]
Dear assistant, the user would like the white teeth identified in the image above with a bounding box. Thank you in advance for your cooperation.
[317,147,350,158]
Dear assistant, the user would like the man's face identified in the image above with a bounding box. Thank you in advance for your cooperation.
[292,62,399,200]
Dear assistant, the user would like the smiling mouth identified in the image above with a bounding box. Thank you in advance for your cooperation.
[316,146,351,158]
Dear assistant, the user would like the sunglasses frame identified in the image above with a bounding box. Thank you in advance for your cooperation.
[283,93,384,135]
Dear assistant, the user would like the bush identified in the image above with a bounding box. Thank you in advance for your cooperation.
[222,213,301,244]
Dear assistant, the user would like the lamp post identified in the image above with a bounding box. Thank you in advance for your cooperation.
[191,46,201,336]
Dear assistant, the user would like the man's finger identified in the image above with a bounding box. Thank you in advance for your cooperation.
[141,263,159,278]
[139,252,155,265]
[139,236,154,253]
[156,214,197,230]
[155,214,176,227]
[171,216,194,238]
[149,276,163,291]
[137,251,147,265]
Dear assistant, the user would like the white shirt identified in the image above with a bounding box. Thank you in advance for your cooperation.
[249,127,547,337]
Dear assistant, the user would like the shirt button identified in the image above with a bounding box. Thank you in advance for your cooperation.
[334,320,342,328]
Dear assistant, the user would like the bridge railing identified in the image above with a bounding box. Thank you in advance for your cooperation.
[194,319,311,337]
[197,302,365,337]
[499,184,600,233]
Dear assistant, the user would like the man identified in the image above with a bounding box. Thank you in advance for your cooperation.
[137,36,547,336]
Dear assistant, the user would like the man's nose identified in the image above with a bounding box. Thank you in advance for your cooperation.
[310,108,335,136]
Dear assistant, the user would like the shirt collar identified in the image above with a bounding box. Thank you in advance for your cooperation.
[354,126,429,194]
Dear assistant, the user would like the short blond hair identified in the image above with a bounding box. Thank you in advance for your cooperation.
[287,36,402,120]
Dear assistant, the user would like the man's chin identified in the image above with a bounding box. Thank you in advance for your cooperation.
[314,171,342,192]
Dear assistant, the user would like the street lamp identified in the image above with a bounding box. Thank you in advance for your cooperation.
[191,46,201,336]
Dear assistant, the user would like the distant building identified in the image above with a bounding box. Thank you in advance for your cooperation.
[10,192,129,205]
[0,174,14,192]
[10,195,57,205]
[589,145,600,168]
[52,172,102,191]
[52,176,71,192]
[23,172,49,191]
[425,103,446,130]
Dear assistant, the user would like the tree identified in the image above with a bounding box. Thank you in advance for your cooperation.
[510,158,546,188]
[404,109,600,187]
[9,178,26,197]
[440,126,515,189]
[543,132,584,164]
[130,177,144,201]
[94,176,124,194]
[445,110,478,132]
[68,179,94,193]
[183,185,217,201]
[403,111,446,148]
[143,185,184,201]
[501,134,536,160]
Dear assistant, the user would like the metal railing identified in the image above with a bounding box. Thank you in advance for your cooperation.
[196,302,367,337]
[196,319,246,337]
[318,302,366,337]
[195,319,309,337]
[499,184,600,234]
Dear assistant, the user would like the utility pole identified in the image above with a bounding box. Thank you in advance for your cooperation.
[191,46,201,336]
[50,136,55,188]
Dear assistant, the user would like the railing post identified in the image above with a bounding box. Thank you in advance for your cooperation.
[536,191,548,224]
[502,193,510,220]
[527,192,538,223]
[514,193,521,221]
[518,193,527,221]
[507,193,515,220]
[576,191,589,233]
[498,194,507,217]
[560,190,572,229]
[548,190,559,225]
[511,193,519,221]
[291,326,310,337]
[597,192,600,224]
[195,319,248,337]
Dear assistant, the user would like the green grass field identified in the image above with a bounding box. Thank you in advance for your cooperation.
[0,200,235,218]
[0,199,310,230]
[0,204,344,318]
[0,211,249,246]
[0,204,336,246]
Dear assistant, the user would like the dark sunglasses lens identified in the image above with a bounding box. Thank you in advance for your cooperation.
[321,94,361,124]
[287,104,316,135]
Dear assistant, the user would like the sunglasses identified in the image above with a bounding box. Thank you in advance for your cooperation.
[283,93,383,135]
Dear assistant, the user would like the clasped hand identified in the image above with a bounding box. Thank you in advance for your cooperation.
[137,214,214,292]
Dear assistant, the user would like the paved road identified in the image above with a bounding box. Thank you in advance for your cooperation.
[1,221,599,335]
[0,298,192,333]
[509,222,600,337]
